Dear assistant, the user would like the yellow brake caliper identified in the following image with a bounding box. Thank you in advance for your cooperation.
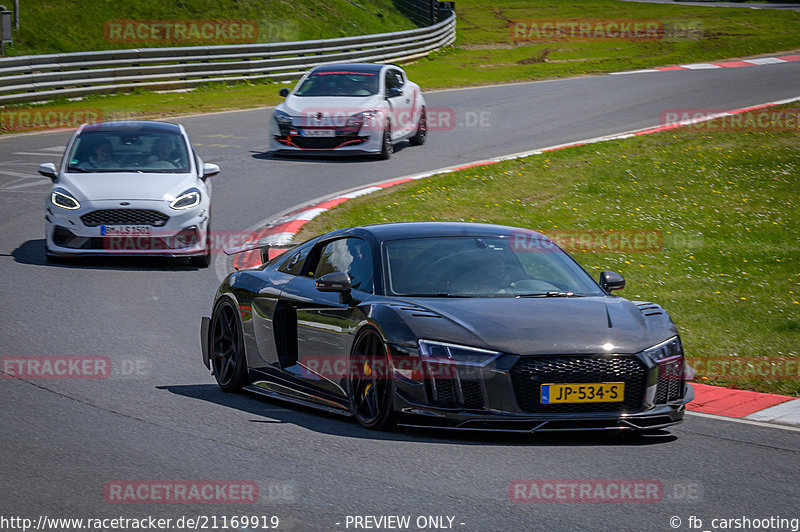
[363,360,372,397]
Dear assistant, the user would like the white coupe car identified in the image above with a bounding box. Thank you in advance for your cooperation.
[270,63,427,158]
[40,121,218,267]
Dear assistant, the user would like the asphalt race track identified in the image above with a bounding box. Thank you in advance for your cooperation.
[1,62,799,531]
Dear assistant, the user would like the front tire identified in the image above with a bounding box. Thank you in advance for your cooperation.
[189,247,211,267]
[189,221,211,267]
[349,328,395,430]
[379,123,393,160]
[408,108,427,146]
[209,297,248,392]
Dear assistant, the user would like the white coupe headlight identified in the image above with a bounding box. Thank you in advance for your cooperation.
[418,340,500,367]
[169,188,201,210]
[643,336,683,362]
[51,188,81,210]
[274,109,293,125]
[345,110,380,132]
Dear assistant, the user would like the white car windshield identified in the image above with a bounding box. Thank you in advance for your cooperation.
[66,131,190,173]
[294,70,380,97]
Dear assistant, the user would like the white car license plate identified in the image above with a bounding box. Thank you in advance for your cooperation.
[302,129,335,137]
[101,225,152,236]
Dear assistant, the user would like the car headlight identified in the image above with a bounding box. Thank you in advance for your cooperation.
[643,336,683,362]
[345,110,379,132]
[51,188,81,210]
[274,109,293,126]
[418,340,500,367]
[169,188,201,210]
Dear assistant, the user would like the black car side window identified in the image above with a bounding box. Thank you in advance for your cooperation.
[277,245,311,276]
[385,70,403,93]
[308,238,374,293]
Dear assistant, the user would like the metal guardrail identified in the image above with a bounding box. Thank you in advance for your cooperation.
[0,13,455,105]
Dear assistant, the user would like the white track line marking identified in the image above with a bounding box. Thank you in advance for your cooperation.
[3,179,50,190]
[0,169,40,178]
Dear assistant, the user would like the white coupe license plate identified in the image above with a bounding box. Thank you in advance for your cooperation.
[101,225,152,236]
[302,129,335,137]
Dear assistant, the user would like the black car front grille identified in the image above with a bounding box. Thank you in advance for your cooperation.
[81,209,169,227]
[510,355,647,413]
[655,358,684,404]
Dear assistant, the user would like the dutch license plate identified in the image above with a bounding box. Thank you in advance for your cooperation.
[541,382,624,404]
[101,225,152,236]
[302,129,335,137]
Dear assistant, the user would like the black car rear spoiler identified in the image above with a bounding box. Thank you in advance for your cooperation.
[223,242,299,268]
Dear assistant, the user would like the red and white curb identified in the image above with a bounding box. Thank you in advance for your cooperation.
[223,94,800,428]
[612,53,800,75]
[689,384,800,425]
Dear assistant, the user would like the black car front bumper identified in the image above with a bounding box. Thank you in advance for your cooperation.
[390,348,693,433]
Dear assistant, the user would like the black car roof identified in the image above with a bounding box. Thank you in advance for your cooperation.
[81,121,182,134]
[310,63,388,74]
[328,221,549,243]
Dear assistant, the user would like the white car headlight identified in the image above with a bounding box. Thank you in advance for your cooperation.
[51,188,81,210]
[345,110,380,132]
[274,109,293,126]
[418,340,500,367]
[643,336,683,362]
[169,188,201,210]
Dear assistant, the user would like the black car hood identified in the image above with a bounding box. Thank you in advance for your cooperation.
[388,296,676,355]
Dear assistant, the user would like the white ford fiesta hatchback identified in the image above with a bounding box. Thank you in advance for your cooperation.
[40,120,219,267]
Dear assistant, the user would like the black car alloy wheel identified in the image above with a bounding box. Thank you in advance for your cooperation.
[209,298,248,392]
[349,328,394,429]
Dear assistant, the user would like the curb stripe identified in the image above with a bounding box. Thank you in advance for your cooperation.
[746,399,800,424]
[614,52,798,74]
[687,383,794,417]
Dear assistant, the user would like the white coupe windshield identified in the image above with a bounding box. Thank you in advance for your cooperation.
[295,70,380,97]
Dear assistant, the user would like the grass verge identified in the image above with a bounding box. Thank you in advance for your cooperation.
[9,0,413,55]
[297,104,800,396]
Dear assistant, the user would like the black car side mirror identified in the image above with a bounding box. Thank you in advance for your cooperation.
[279,88,290,97]
[599,271,625,292]
[315,272,353,303]
[316,272,351,292]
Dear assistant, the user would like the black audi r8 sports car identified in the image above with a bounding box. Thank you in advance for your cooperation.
[201,222,693,433]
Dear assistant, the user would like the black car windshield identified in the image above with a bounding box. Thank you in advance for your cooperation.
[294,71,379,97]
[66,131,190,173]
[383,236,604,298]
